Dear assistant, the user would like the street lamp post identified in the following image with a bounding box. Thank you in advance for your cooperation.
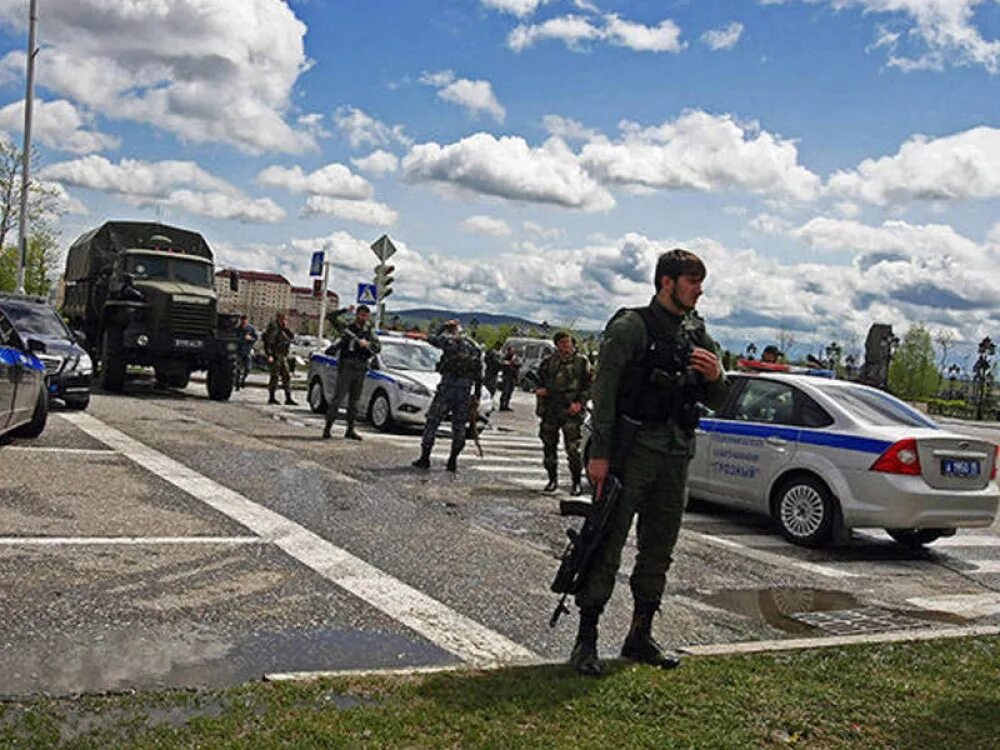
[15,0,39,295]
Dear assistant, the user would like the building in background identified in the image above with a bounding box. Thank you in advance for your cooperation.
[289,285,339,335]
[214,269,291,330]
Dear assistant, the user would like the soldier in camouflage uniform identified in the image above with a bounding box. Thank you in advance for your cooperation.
[536,331,591,498]
[570,249,729,676]
[323,305,380,441]
[412,320,483,472]
[263,312,296,406]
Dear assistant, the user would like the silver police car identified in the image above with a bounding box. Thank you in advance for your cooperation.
[306,333,492,431]
[691,373,999,547]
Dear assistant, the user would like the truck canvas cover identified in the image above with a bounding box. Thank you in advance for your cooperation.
[65,221,213,282]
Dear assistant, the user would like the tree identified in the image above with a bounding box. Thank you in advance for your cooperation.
[776,330,796,360]
[934,328,955,391]
[0,232,60,296]
[888,323,939,401]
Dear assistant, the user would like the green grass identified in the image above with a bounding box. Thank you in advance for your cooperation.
[1,636,997,749]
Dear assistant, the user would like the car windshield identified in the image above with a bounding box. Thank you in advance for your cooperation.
[127,253,212,287]
[829,384,938,428]
[2,302,70,338]
[380,341,440,371]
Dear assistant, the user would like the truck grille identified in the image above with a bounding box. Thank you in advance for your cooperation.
[171,301,214,338]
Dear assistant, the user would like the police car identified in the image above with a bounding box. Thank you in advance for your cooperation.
[584,372,999,548]
[0,303,48,439]
[306,332,492,430]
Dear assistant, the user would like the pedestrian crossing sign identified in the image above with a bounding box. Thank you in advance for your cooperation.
[357,282,378,304]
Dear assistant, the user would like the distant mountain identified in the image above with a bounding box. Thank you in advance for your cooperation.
[389,308,541,328]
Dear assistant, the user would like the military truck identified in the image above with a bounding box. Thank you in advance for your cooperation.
[61,221,241,400]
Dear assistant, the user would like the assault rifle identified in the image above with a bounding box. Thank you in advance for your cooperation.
[549,414,640,627]
[467,398,484,457]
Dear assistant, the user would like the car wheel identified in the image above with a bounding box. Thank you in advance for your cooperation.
[13,389,48,438]
[885,528,949,548]
[308,378,327,414]
[62,394,90,411]
[369,390,393,432]
[773,474,836,547]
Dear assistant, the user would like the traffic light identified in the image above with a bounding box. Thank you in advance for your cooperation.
[375,263,395,301]
[312,278,323,298]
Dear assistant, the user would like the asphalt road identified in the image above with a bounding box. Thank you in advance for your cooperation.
[1,379,999,696]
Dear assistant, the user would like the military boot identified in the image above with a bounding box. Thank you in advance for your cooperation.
[412,446,432,469]
[321,418,333,439]
[543,465,558,493]
[284,390,297,406]
[570,468,583,496]
[267,390,279,405]
[569,608,602,676]
[620,599,681,670]
[446,448,460,472]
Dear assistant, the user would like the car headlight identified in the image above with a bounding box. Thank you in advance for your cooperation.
[76,352,93,375]
[398,381,430,397]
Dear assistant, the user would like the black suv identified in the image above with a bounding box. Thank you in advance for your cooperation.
[0,294,93,410]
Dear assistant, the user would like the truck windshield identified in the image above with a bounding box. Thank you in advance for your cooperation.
[127,253,212,287]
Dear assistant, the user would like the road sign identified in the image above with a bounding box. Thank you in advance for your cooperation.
[357,282,378,305]
[309,251,325,277]
[370,234,397,263]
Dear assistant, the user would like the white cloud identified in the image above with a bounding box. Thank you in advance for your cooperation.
[748,213,793,234]
[482,0,549,17]
[402,132,615,211]
[333,106,411,150]
[700,22,745,51]
[827,126,1000,205]
[764,0,1000,73]
[303,196,398,226]
[579,110,821,201]
[37,155,284,222]
[603,14,685,53]
[420,70,507,123]
[0,99,119,154]
[508,15,604,52]
[523,220,564,239]
[256,163,373,200]
[461,215,513,237]
[351,150,400,175]
[0,0,315,153]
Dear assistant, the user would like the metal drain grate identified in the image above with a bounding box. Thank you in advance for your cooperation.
[791,607,933,636]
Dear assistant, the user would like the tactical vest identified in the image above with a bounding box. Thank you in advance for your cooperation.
[615,306,707,432]
[438,336,482,380]
[339,326,372,363]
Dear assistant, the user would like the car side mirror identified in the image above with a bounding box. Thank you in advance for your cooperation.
[26,338,46,354]
[370,358,381,371]
[73,329,87,346]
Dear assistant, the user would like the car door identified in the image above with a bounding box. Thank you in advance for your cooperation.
[703,378,801,508]
[0,312,17,432]
[689,377,745,499]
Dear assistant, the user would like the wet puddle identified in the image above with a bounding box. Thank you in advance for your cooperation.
[0,624,458,696]
[700,587,964,636]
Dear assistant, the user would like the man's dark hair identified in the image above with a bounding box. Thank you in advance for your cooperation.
[654,248,706,291]
[356,304,370,314]
[553,331,572,345]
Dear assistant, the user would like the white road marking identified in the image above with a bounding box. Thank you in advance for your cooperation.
[684,530,859,579]
[906,593,1000,618]
[61,412,537,667]
[471,465,550,475]
[0,536,262,546]
[968,560,1000,573]
[1,446,117,456]
[930,534,1000,548]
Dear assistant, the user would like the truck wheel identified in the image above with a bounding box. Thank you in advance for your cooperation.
[155,367,190,389]
[14,389,48,438]
[100,327,126,392]
[207,358,234,401]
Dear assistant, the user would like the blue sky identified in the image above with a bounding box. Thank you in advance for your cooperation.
[1,0,999,365]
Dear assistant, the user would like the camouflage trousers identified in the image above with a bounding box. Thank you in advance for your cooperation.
[575,443,689,610]
[421,377,473,456]
[267,356,291,394]
[539,413,584,477]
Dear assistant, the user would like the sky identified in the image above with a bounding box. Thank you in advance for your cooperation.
[1,0,999,364]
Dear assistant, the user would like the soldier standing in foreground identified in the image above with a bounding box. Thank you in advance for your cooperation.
[412,320,483,472]
[323,305,380,441]
[569,248,728,676]
[263,312,297,406]
[536,331,591,499]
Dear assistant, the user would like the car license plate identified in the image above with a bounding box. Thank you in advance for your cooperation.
[941,459,980,478]
[174,338,204,349]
